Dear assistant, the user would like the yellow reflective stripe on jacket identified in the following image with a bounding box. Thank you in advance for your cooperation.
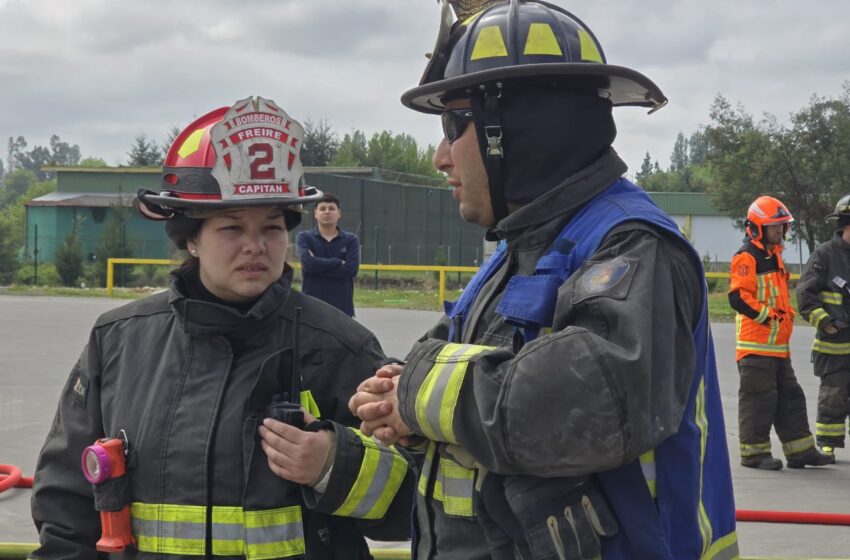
[433,455,475,517]
[734,341,789,355]
[132,503,304,558]
[133,503,205,554]
[416,442,475,518]
[333,430,408,519]
[739,442,772,457]
[782,435,815,456]
[808,307,830,329]
[639,450,656,498]
[812,339,850,355]
[417,442,437,497]
[754,306,769,323]
[415,343,493,444]
[816,422,846,437]
[694,377,714,558]
[820,291,843,305]
[702,530,740,560]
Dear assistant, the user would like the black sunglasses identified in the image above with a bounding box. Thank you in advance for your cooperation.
[441,109,474,144]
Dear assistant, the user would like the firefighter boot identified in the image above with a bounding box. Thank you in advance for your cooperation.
[741,454,783,470]
[786,447,835,469]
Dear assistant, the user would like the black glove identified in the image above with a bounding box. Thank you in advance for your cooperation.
[503,475,618,560]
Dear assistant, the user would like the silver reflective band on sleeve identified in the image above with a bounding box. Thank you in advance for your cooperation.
[333,430,407,519]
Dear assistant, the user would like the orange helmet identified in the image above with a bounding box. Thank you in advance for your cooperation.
[746,196,794,241]
[136,96,322,222]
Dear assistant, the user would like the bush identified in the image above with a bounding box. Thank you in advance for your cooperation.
[55,231,84,286]
[15,262,60,286]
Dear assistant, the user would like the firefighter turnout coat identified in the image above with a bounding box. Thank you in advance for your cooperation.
[30,268,415,560]
[729,239,794,360]
[797,232,850,369]
[397,150,738,560]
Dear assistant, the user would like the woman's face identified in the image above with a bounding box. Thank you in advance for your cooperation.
[186,206,288,302]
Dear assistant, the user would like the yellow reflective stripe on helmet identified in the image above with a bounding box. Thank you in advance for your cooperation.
[808,307,829,329]
[470,25,509,60]
[702,530,740,560]
[132,503,304,558]
[177,128,207,159]
[694,377,714,557]
[739,442,772,457]
[435,456,475,517]
[782,435,815,456]
[754,305,769,323]
[299,389,321,419]
[820,291,842,305]
[576,28,602,62]
[812,339,850,354]
[333,430,408,519]
[639,450,656,498]
[416,343,493,444]
[816,422,846,437]
[523,23,563,56]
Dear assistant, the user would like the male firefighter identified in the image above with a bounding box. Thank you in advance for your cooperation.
[349,1,739,558]
[728,195,833,470]
[796,193,850,459]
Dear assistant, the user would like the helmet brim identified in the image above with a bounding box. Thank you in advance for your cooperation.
[401,63,667,114]
[136,186,323,220]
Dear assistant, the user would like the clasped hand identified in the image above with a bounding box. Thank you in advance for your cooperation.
[348,364,414,446]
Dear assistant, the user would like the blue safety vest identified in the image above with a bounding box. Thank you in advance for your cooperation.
[447,178,738,559]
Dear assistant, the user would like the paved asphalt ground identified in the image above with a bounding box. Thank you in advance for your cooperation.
[1,294,849,557]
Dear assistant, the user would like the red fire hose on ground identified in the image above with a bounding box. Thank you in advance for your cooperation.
[0,465,34,492]
[737,509,850,526]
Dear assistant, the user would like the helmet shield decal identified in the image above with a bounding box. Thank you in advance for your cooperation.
[210,96,305,201]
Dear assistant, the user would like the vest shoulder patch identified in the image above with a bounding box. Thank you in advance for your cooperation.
[71,374,89,407]
[572,256,637,304]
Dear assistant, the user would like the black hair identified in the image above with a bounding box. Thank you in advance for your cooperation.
[314,193,340,209]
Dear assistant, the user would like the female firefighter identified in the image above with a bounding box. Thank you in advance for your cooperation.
[29,96,414,559]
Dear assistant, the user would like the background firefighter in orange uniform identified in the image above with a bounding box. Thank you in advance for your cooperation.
[728,195,833,470]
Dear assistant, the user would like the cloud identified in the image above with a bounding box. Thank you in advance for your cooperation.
[1,0,848,174]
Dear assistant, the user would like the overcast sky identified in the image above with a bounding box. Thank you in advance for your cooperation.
[1,0,848,177]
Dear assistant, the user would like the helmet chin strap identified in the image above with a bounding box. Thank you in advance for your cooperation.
[473,82,510,224]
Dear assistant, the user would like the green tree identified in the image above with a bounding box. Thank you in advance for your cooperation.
[78,157,109,168]
[7,135,80,180]
[688,129,709,165]
[1,168,38,207]
[0,213,18,283]
[301,119,339,167]
[127,134,163,167]
[92,203,135,286]
[705,89,850,252]
[0,179,56,282]
[635,151,655,184]
[331,130,369,167]
[55,218,84,286]
[670,132,689,172]
[0,156,5,182]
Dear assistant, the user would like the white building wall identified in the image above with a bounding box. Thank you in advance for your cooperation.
[670,215,812,272]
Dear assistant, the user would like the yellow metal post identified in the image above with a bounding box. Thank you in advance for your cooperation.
[439,270,446,308]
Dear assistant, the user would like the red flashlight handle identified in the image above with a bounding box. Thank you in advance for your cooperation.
[96,506,136,552]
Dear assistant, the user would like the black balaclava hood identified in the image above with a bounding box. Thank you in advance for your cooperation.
[469,82,616,212]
